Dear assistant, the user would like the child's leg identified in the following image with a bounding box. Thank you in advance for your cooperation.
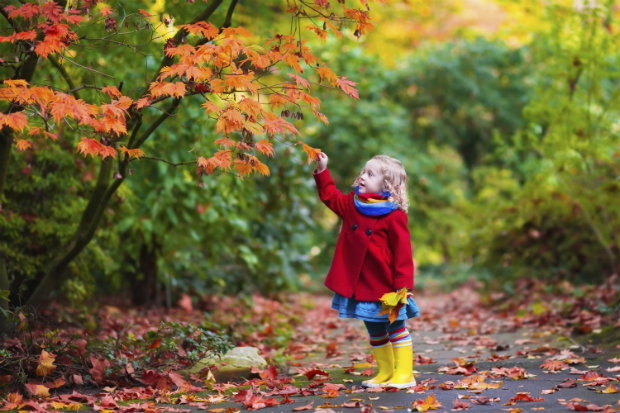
[386,320,416,388]
[361,321,393,388]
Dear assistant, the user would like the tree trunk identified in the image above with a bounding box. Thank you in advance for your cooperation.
[24,157,117,307]
[131,236,160,307]
[0,130,11,324]
[8,0,228,309]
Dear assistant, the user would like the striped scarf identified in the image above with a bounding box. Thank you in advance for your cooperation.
[354,186,399,216]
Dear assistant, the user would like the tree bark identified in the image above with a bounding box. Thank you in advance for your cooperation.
[131,236,161,307]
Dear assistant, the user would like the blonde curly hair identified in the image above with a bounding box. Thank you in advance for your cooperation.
[352,154,409,212]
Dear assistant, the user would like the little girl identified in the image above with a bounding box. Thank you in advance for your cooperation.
[313,152,419,389]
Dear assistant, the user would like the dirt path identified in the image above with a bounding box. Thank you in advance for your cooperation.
[19,283,618,413]
[253,286,619,413]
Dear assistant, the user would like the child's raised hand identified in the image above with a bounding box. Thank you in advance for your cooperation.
[315,152,328,173]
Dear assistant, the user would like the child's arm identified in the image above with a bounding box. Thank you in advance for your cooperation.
[313,152,348,218]
[388,211,415,290]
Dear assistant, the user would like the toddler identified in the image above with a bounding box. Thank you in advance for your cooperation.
[313,152,419,389]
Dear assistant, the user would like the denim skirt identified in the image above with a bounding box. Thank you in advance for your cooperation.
[331,292,420,322]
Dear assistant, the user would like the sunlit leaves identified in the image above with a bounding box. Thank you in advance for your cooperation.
[119,146,145,160]
[77,138,116,160]
[178,21,219,39]
[0,112,28,131]
[216,108,244,134]
[5,3,40,19]
[317,65,338,86]
[149,81,186,99]
[1,0,366,178]
[255,139,274,157]
[15,139,32,151]
[337,76,359,99]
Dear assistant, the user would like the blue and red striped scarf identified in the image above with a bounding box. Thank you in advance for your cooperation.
[354,186,399,216]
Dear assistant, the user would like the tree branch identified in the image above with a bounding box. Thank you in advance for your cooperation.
[49,56,80,99]
[131,98,181,149]
[141,156,196,166]
[222,0,239,28]
[59,54,115,79]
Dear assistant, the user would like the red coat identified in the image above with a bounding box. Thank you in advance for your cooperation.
[313,168,414,301]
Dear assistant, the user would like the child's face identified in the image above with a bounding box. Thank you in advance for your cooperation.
[358,160,384,194]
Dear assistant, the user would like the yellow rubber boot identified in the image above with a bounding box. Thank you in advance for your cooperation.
[386,343,416,388]
[361,344,394,388]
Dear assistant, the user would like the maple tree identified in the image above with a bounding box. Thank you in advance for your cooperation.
[0,0,376,311]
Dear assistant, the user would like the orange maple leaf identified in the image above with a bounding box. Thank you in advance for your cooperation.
[202,101,221,115]
[288,73,311,90]
[213,150,232,170]
[15,30,38,42]
[221,26,253,38]
[99,6,113,16]
[119,146,145,159]
[50,93,99,124]
[242,49,271,70]
[164,44,195,60]
[99,144,117,160]
[247,155,270,176]
[1,393,25,410]
[197,156,214,174]
[149,81,186,98]
[135,97,152,109]
[15,139,32,151]
[262,111,299,137]
[255,139,274,157]
[216,109,244,134]
[298,141,322,165]
[317,65,338,86]
[540,360,568,372]
[77,137,103,158]
[178,21,219,39]
[283,54,303,73]
[269,93,291,108]
[306,25,328,40]
[214,137,237,149]
[238,98,262,121]
[337,76,359,99]
[0,112,28,131]
[101,85,122,98]
[7,3,40,19]
[298,92,321,109]
[234,158,253,176]
[35,35,64,58]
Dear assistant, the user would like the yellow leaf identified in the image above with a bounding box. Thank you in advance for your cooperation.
[412,394,442,411]
[378,288,409,323]
[36,350,56,377]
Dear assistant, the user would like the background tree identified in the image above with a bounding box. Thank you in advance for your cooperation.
[0,0,374,311]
